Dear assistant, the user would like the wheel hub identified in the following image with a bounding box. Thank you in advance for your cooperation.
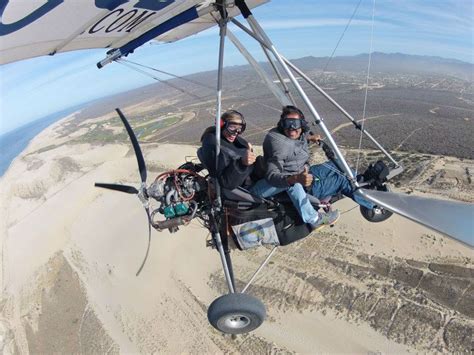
[222,314,251,329]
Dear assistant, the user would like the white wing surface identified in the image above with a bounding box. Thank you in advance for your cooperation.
[0,0,268,64]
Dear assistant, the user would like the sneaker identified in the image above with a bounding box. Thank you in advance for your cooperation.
[309,210,340,231]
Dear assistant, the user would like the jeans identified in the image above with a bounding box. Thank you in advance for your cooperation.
[250,161,374,215]
[309,161,374,209]
[249,180,319,224]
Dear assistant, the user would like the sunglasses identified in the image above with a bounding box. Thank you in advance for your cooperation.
[281,118,304,130]
[225,126,243,136]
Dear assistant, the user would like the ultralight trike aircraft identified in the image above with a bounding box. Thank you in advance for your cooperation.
[1,0,472,335]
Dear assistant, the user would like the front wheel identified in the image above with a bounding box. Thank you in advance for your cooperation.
[207,293,266,334]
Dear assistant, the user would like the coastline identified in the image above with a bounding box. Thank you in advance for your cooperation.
[0,107,84,178]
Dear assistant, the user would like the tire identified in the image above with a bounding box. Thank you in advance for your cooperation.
[207,293,266,334]
[359,184,393,223]
[360,204,393,223]
[360,184,393,223]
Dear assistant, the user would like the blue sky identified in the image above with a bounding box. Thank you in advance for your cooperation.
[0,0,472,135]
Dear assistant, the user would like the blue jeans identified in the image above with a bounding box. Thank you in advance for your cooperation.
[309,161,374,209]
[249,180,319,224]
[250,161,374,215]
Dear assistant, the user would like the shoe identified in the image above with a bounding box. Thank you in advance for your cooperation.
[356,174,365,183]
[309,210,340,231]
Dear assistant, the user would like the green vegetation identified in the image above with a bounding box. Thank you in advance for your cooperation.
[61,115,183,145]
[136,116,181,138]
[70,124,128,144]
[29,144,60,155]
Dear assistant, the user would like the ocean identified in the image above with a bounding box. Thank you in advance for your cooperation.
[0,106,85,177]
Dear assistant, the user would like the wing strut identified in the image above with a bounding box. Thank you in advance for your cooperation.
[227,30,291,107]
[212,1,236,294]
[235,17,357,183]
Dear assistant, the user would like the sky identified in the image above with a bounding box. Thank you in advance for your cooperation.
[0,0,472,135]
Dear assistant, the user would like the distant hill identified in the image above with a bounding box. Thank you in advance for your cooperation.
[292,52,473,79]
[77,52,473,124]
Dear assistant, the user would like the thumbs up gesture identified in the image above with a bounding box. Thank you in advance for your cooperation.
[242,142,256,166]
[296,165,313,187]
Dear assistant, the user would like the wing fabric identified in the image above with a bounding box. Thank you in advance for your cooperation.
[355,189,474,247]
[0,0,269,65]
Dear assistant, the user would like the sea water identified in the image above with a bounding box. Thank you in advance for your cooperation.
[0,106,84,177]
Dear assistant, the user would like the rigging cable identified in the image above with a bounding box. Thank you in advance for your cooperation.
[355,0,376,175]
[115,59,204,100]
[119,59,280,121]
[120,58,215,90]
[319,0,363,78]
[114,59,280,134]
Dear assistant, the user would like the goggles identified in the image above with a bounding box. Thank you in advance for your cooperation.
[281,118,304,130]
[225,126,243,136]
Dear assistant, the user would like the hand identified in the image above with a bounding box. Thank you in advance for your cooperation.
[288,166,313,187]
[307,133,322,144]
[242,143,256,166]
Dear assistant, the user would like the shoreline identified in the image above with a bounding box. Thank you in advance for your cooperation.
[0,110,82,180]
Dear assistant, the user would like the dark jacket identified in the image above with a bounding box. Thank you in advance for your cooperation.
[263,127,310,187]
[197,128,254,190]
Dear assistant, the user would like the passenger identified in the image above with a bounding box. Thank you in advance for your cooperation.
[250,105,371,230]
[198,110,256,190]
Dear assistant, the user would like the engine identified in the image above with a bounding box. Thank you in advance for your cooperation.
[147,164,208,232]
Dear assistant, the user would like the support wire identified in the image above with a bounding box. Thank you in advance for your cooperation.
[355,0,376,175]
[320,0,363,77]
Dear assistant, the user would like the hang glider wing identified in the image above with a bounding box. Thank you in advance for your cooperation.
[0,0,269,65]
[355,189,474,247]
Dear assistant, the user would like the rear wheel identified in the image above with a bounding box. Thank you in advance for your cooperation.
[360,204,393,222]
[207,293,266,334]
[359,184,393,223]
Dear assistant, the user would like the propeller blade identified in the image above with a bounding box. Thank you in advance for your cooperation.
[115,108,147,184]
[354,189,474,247]
[136,207,152,276]
[95,183,139,194]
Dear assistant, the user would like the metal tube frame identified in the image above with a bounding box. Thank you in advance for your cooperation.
[230,18,295,105]
[242,246,278,293]
[213,6,235,294]
[260,45,296,105]
[227,30,291,106]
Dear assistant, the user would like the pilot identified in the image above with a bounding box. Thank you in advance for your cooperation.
[198,110,257,190]
[250,105,373,231]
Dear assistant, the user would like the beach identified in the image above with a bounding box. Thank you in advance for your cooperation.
[0,113,472,353]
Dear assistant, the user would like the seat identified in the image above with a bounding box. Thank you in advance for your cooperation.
[222,187,266,204]
[270,190,322,208]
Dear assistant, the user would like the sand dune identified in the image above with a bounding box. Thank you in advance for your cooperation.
[0,117,472,353]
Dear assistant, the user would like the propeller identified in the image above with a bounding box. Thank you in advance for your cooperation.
[354,189,474,247]
[95,108,153,276]
[115,108,147,184]
[135,207,152,276]
[94,183,139,194]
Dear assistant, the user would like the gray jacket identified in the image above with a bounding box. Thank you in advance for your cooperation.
[263,127,310,187]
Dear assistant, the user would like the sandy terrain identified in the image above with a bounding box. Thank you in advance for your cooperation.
[0,114,472,353]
